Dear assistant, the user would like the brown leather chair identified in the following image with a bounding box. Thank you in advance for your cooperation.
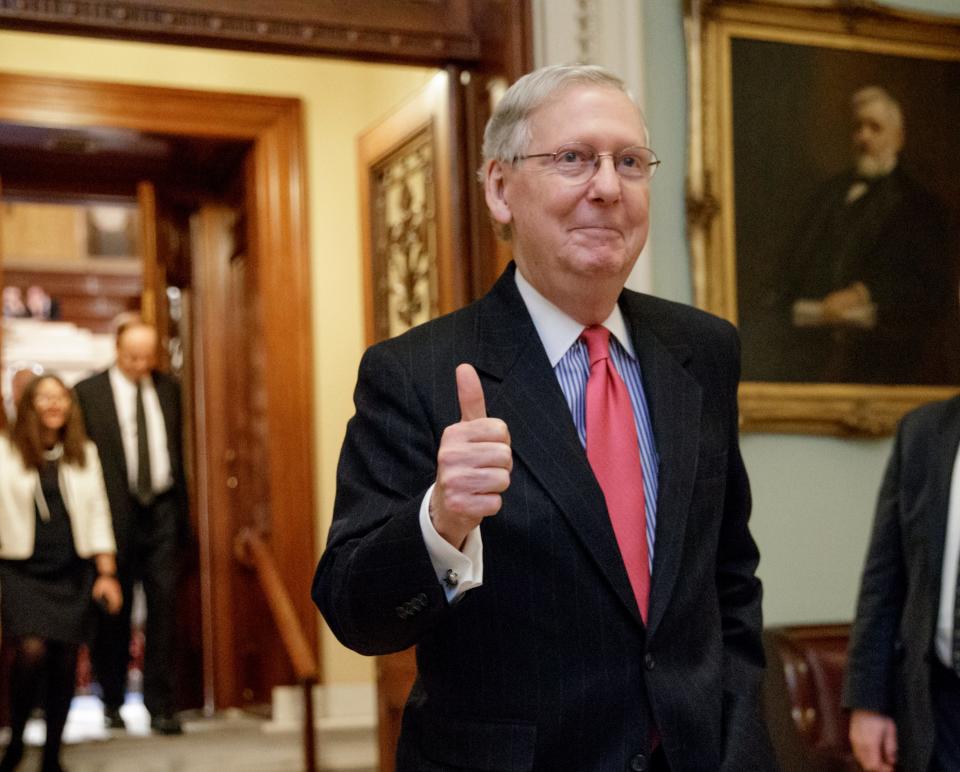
[763,624,860,771]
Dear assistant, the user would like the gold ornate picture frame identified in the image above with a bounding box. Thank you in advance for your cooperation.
[685,0,960,435]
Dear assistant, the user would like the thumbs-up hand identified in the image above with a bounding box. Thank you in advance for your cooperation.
[430,364,512,549]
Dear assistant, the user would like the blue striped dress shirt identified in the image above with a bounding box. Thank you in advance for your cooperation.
[515,271,660,570]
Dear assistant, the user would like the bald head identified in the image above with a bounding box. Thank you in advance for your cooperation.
[116,322,158,382]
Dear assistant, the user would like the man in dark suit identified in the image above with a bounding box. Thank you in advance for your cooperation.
[75,316,189,735]
[844,396,960,772]
[313,64,774,771]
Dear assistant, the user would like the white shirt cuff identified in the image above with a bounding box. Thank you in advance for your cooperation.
[419,483,484,602]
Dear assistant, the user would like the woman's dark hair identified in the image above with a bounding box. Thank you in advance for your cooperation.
[12,374,87,470]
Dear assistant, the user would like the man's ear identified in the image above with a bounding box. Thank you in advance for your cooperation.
[483,159,513,226]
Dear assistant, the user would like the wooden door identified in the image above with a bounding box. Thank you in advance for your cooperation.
[137,182,164,332]
[357,68,468,772]
[192,150,294,708]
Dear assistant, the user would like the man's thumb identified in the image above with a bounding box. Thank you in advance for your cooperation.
[456,364,486,421]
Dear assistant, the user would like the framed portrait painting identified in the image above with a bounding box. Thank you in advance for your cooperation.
[685,0,960,435]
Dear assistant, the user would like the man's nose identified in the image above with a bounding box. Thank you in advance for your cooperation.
[587,155,622,201]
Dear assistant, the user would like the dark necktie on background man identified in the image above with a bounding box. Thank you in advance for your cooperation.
[582,325,650,622]
[136,381,153,506]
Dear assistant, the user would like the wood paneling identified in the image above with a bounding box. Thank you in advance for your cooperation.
[1,202,85,263]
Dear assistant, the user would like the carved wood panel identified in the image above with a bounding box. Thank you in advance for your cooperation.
[370,129,438,341]
[359,72,463,346]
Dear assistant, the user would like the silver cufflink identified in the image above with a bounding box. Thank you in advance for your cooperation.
[443,569,459,588]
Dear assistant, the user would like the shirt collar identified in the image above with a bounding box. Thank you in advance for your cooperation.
[514,268,636,367]
[109,365,148,390]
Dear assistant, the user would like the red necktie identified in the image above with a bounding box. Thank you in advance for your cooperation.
[582,325,650,622]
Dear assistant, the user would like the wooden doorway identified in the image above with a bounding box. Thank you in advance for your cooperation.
[0,73,316,710]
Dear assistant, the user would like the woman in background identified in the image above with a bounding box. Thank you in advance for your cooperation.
[0,375,121,772]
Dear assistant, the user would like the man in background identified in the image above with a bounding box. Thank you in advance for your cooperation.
[75,315,190,735]
[845,395,960,772]
[314,64,774,771]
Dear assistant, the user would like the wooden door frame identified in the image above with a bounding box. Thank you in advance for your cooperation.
[0,72,317,707]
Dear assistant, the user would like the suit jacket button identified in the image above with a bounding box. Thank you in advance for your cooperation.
[629,753,647,771]
[644,653,655,671]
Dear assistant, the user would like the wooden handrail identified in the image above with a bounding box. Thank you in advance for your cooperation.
[235,527,318,771]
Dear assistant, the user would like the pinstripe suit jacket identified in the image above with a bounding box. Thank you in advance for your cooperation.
[313,264,774,771]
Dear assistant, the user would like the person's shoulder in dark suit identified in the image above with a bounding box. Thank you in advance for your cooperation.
[73,369,112,422]
[621,287,739,343]
[620,287,743,390]
[74,368,110,395]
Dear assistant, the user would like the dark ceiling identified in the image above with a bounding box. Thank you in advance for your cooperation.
[0,122,250,203]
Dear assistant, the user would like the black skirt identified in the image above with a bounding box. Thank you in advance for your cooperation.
[0,460,94,643]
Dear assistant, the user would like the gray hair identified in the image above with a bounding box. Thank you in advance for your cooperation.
[481,64,647,166]
[852,85,903,132]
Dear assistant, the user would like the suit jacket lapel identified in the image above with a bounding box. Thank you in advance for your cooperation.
[473,269,643,625]
[152,373,177,462]
[621,294,701,638]
[98,370,129,481]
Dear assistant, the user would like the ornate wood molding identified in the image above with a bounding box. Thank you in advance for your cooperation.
[0,0,481,63]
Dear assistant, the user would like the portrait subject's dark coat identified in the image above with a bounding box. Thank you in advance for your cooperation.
[782,165,958,384]
[313,265,774,772]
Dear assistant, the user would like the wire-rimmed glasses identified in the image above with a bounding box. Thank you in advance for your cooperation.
[513,142,660,184]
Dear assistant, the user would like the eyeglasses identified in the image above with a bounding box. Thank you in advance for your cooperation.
[35,393,71,406]
[513,142,661,183]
